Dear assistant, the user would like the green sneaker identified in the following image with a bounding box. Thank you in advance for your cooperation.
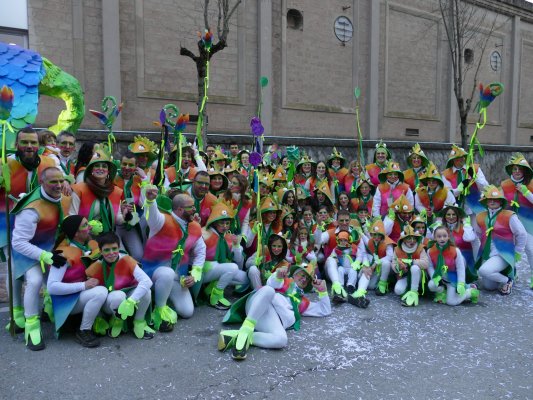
[470,288,480,304]
[108,316,124,338]
[375,280,388,296]
[433,290,447,304]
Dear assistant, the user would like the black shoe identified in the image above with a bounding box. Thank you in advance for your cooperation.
[40,309,50,323]
[213,301,231,311]
[348,295,369,309]
[142,331,155,340]
[75,329,100,348]
[218,332,234,351]
[7,322,24,334]
[27,335,46,351]
[346,285,356,295]
[231,346,247,360]
[158,321,174,333]
[332,294,346,304]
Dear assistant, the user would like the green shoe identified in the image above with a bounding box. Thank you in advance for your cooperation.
[5,306,25,333]
[331,282,347,303]
[433,290,447,304]
[43,289,55,323]
[470,288,480,304]
[401,290,419,307]
[133,319,155,339]
[152,305,178,331]
[210,287,231,310]
[25,316,45,351]
[375,280,388,296]
[218,330,239,351]
[92,316,109,336]
[348,289,370,308]
[232,319,256,360]
[108,316,124,338]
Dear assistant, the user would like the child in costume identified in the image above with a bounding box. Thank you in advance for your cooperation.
[85,232,154,339]
[48,215,107,347]
[475,185,527,295]
[392,226,429,307]
[218,261,331,360]
[326,230,363,296]
[202,200,248,310]
[372,161,413,218]
[349,218,395,307]
[414,163,455,224]
[427,225,479,305]
[383,194,414,243]
[500,153,533,289]
[288,225,317,265]
[246,234,291,289]
[411,213,431,248]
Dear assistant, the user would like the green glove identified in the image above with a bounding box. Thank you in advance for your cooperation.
[39,251,53,266]
[88,220,103,235]
[456,182,464,194]
[519,184,530,196]
[118,298,138,320]
[351,260,361,271]
[462,216,471,227]
[432,275,442,287]
[387,208,395,221]
[456,282,466,295]
[252,222,262,235]
[190,265,203,282]
[318,222,327,232]
[515,252,522,263]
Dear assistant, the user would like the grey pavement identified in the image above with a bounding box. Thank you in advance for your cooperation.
[1,271,532,400]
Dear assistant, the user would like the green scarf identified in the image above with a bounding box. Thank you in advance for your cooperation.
[481,209,500,262]
[102,259,117,292]
[88,197,115,233]
[431,242,449,280]
[215,233,231,263]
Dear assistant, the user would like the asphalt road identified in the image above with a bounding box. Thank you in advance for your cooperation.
[1,267,532,400]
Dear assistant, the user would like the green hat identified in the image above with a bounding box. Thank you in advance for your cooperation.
[407,143,429,168]
[296,153,317,171]
[479,185,507,209]
[289,261,316,292]
[419,162,443,187]
[378,161,404,183]
[445,144,468,168]
[326,147,346,168]
[505,153,533,180]
[84,144,117,182]
[206,200,236,228]
[373,140,392,163]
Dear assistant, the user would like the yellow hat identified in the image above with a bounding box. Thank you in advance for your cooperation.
[446,144,468,168]
[505,153,533,179]
[205,200,236,228]
[479,185,507,209]
[369,218,386,236]
[259,171,275,188]
[420,162,443,186]
[407,143,429,168]
[260,196,279,214]
[273,166,287,182]
[397,225,421,246]
[128,135,157,162]
[391,194,414,213]
[378,161,404,183]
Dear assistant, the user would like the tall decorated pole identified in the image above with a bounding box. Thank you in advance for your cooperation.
[462,82,503,198]
[89,95,123,155]
[354,87,365,171]
[195,29,213,152]
[0,85,16,336]
[249,76,268,265]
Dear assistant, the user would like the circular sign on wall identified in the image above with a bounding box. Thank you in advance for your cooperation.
[490,50,502,72]
[334,16,353,43]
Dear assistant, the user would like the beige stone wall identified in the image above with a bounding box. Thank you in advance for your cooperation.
[21,0,533,146]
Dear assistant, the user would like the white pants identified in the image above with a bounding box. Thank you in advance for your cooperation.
[203,262,248,289]
[325,258,340,285]
[427,280,473,306]
[70,286,108,330]
[357,260,391,291]
[247,265,262,290]
[394,265,421,295]
[338,266,357,287]
[478,255,509,289]
[8,264,43,318]
[116,225,144,261]
[103,290,151,320]
[245,286,288,349]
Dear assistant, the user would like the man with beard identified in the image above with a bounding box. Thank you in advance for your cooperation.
[10,167,69,350]
[1,127,58,297]
[56,131,77,177]
[141,188,205,332]
[187,170,217,226]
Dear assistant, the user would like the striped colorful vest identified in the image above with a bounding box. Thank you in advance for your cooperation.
[377,182,411,217]
[86,254,138,291]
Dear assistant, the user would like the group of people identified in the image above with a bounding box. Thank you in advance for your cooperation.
[2,126,531,361]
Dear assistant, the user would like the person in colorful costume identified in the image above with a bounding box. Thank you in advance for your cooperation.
[372,161,413,218]
[293,153,316,187]
[414,162,455,224]
[311,179,336,214]
[245,196,281,253]
[86,232,154,339]
[208,166,229,197]
[56,131,77,180]
[403,143,429,192]
[305,161,335,203]
[383,194,414,243]
[410,213,431,248]
[186,170,217,226]
[238,149,253,179]
[344,160,362,194]
[276,186,296,211]
[349,218,395,307]
[273,166,288,189]
[326,230,363,296]
[326,147,349,195]
[48,215,107,347]
[287,224,317,264]
[10,167,69,350]
[1,127,58,257]
[316,210,354,303]
[202,201,248,310]
[437,203,479,282]
[442,144,488,215]
[349,177,375,215]
[142,187,205,331]
[164,142,206,187]
[392,226,429,307]
[114,150,149,261]
[70,145,123,233]
[365,141,391,186]
[246,234,290,289]
[218,262,331,360]
[211,147,228,171]
[475,185,527,295]
[500,153,533,289]
[128,135,157,175]
[427,225,480,305]
[222,173,252,239]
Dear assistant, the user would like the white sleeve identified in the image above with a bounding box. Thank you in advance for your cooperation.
[190,236,206,267]
[427,252,435,278]
[304,178,311,191]
[301,293,332,317]
[231,244,244,268]
[194,155,207,172]
[314,229,329,246]
[510,214,527,254]
[129,265,153,302]
[245,252,258,269]
[356,240,368,263]
[12,209,42,261]
[405,189,414,207]
[455,248,466,284]
[445,190,456,205]
[414,193,425,213]
[47,266,86,295]
[383,216,394,236]
[69,191,81,216]
[475,168,489,189]
[385,244,394,263]
[240,209,251,240]
[372,190,382,217]
[462,224,477,242]
[266,275,285,290]
[145,200,165,237]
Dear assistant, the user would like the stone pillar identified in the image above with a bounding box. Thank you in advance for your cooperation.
[102,0,122,129]
[508,15,520,146]
[72,0,85,90]
[447,63,457,143]
[258,0,273,135]
[368,0,380,139]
